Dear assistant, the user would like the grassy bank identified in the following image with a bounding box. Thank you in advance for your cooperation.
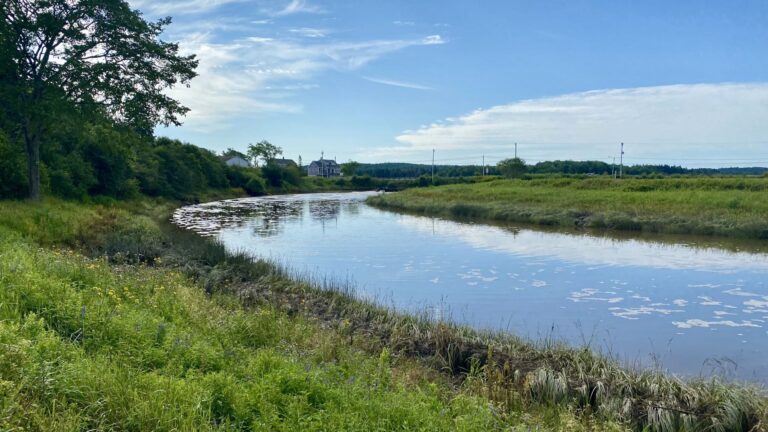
[366,176,768,239]
[0,199,627,431]
[1,198,766,431]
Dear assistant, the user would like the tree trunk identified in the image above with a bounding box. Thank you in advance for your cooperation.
[24,125,41,201]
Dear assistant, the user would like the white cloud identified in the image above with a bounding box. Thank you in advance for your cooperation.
[363,77,433,90]
[289,27,328,38]
[375,83,768,165]
[422,35,445,45]
[169,32,446,130]
[129,0,321,17]
[273,0,323,16]
[130,0,248,15]
[393,21,415,26]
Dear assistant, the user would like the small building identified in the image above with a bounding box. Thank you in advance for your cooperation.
[224,156,251,168]
[307,158,341,177]
[272,158,297,169]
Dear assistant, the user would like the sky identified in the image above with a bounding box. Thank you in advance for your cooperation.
[128,0,768,167]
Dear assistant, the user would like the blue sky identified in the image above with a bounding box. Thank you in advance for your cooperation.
[129,0,768,167]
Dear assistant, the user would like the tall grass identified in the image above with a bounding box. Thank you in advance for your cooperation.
[367,176,768,239]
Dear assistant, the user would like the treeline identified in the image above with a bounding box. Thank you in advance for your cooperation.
[0,107,274,200]
[354,163,497,178]
[0,94,312,200]
[354,161,767,178]
[530,161,768,176]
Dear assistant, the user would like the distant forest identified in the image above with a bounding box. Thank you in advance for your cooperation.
[353,161,768,178]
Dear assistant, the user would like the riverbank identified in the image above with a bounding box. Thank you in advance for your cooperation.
[0,198,624,431]
[366,176,768,239]
[1,197,766,431]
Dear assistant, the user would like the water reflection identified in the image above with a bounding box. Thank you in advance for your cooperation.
[398,216,768,273]
[173,192,768,382]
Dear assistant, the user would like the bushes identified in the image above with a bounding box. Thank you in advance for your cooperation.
[0,117,255,200]
[245,177,266,196]
[261,163,303,189]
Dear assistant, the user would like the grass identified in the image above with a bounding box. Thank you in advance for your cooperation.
[1,196,766,431]
[0,198,633,431]
[366,176,768,239]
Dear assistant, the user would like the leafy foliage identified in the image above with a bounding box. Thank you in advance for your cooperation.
[247,140,282,167]
[1,0,198,198]
[497,157,527,178]
[341,161,361,176]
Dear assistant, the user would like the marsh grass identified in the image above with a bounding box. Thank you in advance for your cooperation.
[1,197,766,431]
[367,176,768,239]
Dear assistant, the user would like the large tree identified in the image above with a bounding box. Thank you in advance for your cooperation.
[247,140,282,167]
[1,0,197,199]
[497,157,527,178]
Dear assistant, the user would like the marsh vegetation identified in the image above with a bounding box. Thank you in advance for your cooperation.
[367,176,768,239]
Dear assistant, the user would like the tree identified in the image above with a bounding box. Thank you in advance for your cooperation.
[497,157,527,178]
[247,140,282,167]
[341,160,360,176]
[1,0,198,199]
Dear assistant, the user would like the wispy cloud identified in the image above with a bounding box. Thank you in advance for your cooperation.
[289,27,328,38]
[170,32,447,130]
[273,0,323,16]
[373,83,768,165]
[363,76,433,90]
[422,35,445,45]
[129,0,248,15]
[392,20,415,26]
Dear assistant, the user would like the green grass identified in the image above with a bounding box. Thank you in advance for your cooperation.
[0,198,632,431]
[366,176,768,239]
[2,197,766,431]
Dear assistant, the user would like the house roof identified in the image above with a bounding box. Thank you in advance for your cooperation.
[310,159,339,167]
[225,155,248,162]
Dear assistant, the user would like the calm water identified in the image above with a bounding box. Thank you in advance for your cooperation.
[173,192,768,383]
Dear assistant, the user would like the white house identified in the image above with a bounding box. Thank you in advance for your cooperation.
[307,158,340,177]
[224,156,251,168]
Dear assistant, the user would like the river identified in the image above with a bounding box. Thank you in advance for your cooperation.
[173,191,768,383]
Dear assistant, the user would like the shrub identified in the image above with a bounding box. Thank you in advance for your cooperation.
[244,177,266,196]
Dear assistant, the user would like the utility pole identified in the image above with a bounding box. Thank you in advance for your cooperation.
[619,142,624,178]
[482,154,485,176]
[611,157,616,178]
[514,142,518,159]
[431,149,435,184]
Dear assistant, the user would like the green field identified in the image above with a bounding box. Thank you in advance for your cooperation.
[367,176,768,239]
